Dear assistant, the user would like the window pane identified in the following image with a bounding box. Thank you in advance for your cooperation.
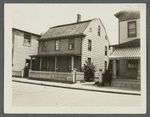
[129,23,135,29]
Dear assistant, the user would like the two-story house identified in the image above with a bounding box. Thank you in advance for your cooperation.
[29,14,111,83]
[109,10,140,89]
[12,28,40,77]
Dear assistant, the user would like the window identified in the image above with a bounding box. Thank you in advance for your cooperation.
[89,27,92,32]
[127,60,138,70]
[23,33,31,47]
[98,26,100,36]
[105,35,107,40]
[128,21,136,38]
[68,39,74,50]
[105,61,107,69]
[55,40,60,51]
[105,46,107,56]
[88,40,92,51]
[42,41,48,52]
[88,58,91,64]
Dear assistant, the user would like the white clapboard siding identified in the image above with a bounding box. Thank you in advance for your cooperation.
[119,19,140,44]
[12,30,39,71]
[82,19,110,77]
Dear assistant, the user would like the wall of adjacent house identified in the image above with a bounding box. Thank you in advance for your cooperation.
[119,18,140,44]
[119,59,138,78]
[82,19,111,77]
[38,37,82,55]
[12,30,39,73]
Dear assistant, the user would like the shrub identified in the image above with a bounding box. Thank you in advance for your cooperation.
[82,61,96,82]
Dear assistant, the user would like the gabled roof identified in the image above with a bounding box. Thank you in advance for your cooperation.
[110,39,140,48]
[12,28,41,37]
[39,20,93,40]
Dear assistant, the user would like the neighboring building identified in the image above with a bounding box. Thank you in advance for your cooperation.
[12,28,41,77]
[109,10,140,89]
[29,14,111,83]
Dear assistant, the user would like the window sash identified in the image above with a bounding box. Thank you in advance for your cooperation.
[105,46,107,56]
[88,40,91,51]
[55,40,60,50]
[128,21,136,38]
[68,39,74,50]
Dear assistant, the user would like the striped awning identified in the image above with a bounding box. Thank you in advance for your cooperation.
[109,47,140,59]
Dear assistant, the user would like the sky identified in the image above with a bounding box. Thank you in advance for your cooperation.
[11,4,142,45]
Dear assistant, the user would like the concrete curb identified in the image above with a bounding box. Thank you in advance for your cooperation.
[12,79,141,96]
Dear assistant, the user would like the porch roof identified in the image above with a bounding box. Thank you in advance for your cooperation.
[109,47,140,59]
[29,53,81,57]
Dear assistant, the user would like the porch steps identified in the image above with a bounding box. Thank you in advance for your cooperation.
[111,79,141,90]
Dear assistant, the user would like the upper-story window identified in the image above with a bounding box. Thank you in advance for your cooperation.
[98,25,100,36]
[105,35,107,40]
[55,40,60,51]
[68,39,74,50]
[23,33,31,47]
[105,61,107,70]
[89,27,92,32]
[88,39,92,51]
[105,46,107,56]
[128,21,136,38]
[42,41,48,52]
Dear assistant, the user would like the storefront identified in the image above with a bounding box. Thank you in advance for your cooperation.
[109,43,141,89]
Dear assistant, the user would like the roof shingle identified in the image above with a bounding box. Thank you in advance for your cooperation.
[39,20,92,40]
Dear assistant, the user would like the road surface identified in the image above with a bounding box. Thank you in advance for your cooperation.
[12,82,141,107]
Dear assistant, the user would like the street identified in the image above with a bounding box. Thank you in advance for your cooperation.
[12,82,141,107]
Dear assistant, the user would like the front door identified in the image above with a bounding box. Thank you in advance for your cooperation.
[24,59,30,77]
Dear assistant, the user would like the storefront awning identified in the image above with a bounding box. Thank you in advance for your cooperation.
[109,47,140,59]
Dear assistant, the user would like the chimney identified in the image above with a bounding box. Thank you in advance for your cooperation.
[77,14,81,22]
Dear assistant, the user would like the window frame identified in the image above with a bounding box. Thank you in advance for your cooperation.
[23,33,31,47]
[88,57,91,64]
[126,60,138,71]
[98,25,100,36]
[128,21,137,38]
[42,41,48,52]
[105,61,107,69]
[55,40,60,51]
[105,46,107,56]
[88,39,92,51]
[68,38,75,50]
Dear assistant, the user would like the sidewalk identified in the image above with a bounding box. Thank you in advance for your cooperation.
[12,77,141,95]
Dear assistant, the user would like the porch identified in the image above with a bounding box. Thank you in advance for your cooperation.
[29,54,84,83]
[109,47,141,89]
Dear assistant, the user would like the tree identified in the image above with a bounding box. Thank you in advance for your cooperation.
[82,61,96,82]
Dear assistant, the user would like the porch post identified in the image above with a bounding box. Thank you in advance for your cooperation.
[55,56,57,71]
[71,56,74,71]
[40,57,42,71]
[30,57,33,70]
[113,59,117,79]
[137,58,141,79]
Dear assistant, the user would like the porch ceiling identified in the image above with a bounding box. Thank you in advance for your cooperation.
[109,47,140,59]
[29,53,81,57]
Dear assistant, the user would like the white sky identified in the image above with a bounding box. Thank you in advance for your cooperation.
[11,4,142,45]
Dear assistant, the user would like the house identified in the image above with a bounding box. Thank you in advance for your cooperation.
[12,28,41,77]
[109,10,140,89]
[29,14,111,83]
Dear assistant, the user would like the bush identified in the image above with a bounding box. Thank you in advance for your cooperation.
[82,61,96,82]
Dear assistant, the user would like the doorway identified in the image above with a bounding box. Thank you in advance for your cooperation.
[24,59,30,77]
